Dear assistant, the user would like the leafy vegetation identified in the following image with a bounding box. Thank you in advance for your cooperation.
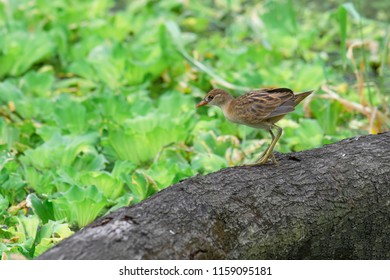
[0,0,389,259]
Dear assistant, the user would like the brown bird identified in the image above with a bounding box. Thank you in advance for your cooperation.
[196,88,314,165]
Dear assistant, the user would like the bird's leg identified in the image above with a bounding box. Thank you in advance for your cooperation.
[268,129,279,165]
[269,151,279,165]
[255,129,274,162]
[255,124,282,165]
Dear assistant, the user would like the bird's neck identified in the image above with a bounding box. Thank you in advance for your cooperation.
[219,95,235,120]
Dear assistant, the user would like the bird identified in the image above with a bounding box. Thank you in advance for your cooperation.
[196,88,314,165]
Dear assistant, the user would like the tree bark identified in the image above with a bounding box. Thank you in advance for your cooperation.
[38,132,390,260]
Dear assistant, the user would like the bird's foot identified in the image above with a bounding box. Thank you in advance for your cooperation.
[248,152,278,166]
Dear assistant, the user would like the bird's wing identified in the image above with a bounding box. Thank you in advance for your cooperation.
[234,88,295,122]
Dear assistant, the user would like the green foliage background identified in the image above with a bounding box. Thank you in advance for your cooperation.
[0,0,389,259]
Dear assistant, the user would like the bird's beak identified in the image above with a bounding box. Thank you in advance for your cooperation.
[196,99,208,108]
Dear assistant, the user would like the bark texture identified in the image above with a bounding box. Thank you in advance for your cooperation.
[39,132,390,260]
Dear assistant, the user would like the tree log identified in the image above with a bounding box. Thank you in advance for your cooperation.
[38,132,390,259]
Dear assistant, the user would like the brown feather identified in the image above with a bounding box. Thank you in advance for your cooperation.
[196,88,314,164]
[229,88,296,126]
[293,90,313,106]
[197,88,314,129]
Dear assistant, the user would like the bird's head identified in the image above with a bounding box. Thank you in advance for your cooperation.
[196,89,231,108]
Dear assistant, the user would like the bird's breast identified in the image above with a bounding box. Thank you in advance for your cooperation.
[221,102,272,130]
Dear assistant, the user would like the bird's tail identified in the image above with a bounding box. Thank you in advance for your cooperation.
[294,90,314,106]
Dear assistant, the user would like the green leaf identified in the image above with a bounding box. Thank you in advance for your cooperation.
[335,3,362,66]
[105,93,195,164]
[27,194,55,224]
[51,185,108,227]
[337,5,348,65]
[54,99,88,134]
[24,168,57,195]
[0,173,27,205]
[79,171,124,200]
[0,31,54,78]
[341,3,361,21]
[121,172,158,203]
[147,146,194,188]
[67,60,96,81]
[282,119,324,151]
[107,193,134,214]
[191,153,228,173]
[0,82,24,104]
[0,194,9,215]
[0,145,14,171]
[107,125,174,164]
[193,131,239,157]
[165,21,250,91]
[87,44,124,88]
[21,71,55,97]
[111,160,137,179]
[34,220,73,257]
[15,215,40,243]
[21,133,102,171]
[310,99,342,135]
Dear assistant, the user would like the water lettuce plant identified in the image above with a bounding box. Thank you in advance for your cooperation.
[0,0,388,259]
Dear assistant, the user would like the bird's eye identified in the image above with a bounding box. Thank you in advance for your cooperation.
[208,95,214,101]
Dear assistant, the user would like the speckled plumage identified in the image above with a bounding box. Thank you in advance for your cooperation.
[196,87,314,164]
